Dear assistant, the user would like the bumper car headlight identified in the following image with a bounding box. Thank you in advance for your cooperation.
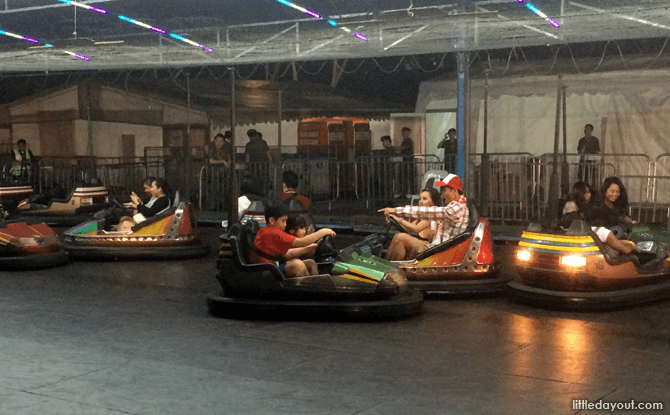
[516,250,531,261]
[561,255,586,267]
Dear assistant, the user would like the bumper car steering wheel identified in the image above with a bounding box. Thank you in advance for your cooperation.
[314,235,339,263]
[609,222,632,240]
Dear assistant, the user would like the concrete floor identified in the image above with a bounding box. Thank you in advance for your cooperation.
[0,228,668,415]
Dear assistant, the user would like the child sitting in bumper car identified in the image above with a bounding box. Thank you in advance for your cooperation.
[249,200,336,278]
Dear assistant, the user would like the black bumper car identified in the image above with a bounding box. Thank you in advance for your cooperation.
[208,222,423,320]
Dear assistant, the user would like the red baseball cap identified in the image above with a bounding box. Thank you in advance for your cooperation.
[435,174,463,191]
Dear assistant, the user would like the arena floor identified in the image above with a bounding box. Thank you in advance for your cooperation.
[0,227,668,415]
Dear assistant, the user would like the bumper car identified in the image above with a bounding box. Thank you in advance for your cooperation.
[207,221,423,320]
[0,182,33,210]
[13,183,109,227]
[508,220,670,310]
[62,196,209,260]
[0,218,68,269]
[378,203,506,296]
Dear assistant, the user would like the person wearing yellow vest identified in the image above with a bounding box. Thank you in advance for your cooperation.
[11,139,34,181]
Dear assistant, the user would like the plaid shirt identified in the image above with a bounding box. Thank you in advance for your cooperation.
[394,195,469,247]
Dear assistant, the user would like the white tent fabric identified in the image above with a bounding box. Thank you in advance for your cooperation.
[417,69,670,204]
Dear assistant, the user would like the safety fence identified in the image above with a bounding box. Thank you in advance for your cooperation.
[7,152,670,228]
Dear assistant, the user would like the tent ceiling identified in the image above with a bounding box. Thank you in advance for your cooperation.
[0,0,668,72]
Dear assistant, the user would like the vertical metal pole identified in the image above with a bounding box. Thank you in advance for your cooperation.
[480,74,490,217]
[229,68,238,223]
[185,73,192,202]
[226,28,231,59]
[457,54,466,180]
[295,23,300,55]
[277,90,283,197]
[546,76,563,224]
[561,83,569,197]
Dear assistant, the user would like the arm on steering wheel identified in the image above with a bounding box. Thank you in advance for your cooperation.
[391,215,430,234]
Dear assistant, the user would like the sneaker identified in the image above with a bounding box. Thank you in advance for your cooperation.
[394,194,401,198]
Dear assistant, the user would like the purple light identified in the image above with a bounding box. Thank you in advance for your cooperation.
[304,10,321,19]
[89,6,108,14]
[23,36,40,44]
[548,18,561,28]
[517,0,524,3]
[64,50,91,61]
[354,33,368,41]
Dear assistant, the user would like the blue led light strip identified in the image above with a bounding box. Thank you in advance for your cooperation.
[53,1,213,52]
[274,0,368,41]
[516,0,561,28]
[0,30,90,61]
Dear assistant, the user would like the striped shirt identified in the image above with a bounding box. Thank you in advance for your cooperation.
[394,195,469,247]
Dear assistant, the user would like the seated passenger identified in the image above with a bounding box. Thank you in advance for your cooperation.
[584,177,636,255]
[238,175,264,219]
[141,176,158,208]
[282,170,310,209]
[130,177,170,219]
[285,215,307,238]
[384,188,441,260]
[249,200,336,278]
[379,174,469,252]
[118,178,170,231]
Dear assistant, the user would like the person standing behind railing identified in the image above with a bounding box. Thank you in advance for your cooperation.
[208,132,232,168]
[11,139,34,183]
[577,124,600,185]
[245,129,272,181]
[437,128,458,173]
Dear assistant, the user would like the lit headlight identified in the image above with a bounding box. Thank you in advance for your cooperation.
[561,255,586,267]
[516,250,531,261]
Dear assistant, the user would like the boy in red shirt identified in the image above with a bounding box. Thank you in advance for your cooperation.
[250,200,336,277]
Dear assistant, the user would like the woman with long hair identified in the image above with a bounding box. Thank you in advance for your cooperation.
[385,187,442,261]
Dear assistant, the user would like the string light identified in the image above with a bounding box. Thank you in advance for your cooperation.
[63,50,91,61]
[169,33,214,52]
[0,30,39,44]
[274,0,368,41]
[118,15,167,34]
[516,0,561,28]
[54,1,214,52]
[0,30,90,61]
[55,0,108,14]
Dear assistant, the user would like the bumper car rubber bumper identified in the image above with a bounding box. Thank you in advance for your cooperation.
[0,250,69,270]
[206,288,424,321]
[408,273,511,297]
[506,279,670,311]
[64,243,209,260]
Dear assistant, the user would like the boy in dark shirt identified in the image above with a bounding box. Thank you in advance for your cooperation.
[250,200,335,278]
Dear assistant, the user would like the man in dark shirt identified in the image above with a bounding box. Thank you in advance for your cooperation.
[577,124,600,184]
[130,178,170,218]
[244,129,272,180]
[437,128,458,172]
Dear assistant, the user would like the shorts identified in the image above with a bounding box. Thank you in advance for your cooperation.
[592,226,612,243]
[278,263,286,271]
[408,238,430,259]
